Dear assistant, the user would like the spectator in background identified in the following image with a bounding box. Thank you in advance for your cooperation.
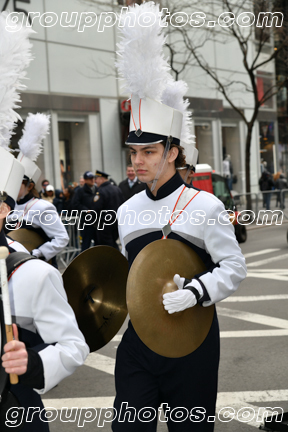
[39,178,49,197]
[223,155,233,191]
[42,184,55,204]
[259,167,274,210]
[71,171,97,251]
[53,186,76,215]
[62,185,76,215]
[79,176,85,187]
[275,174,287,209]
[53,189,65,214]
[118,164,145,201]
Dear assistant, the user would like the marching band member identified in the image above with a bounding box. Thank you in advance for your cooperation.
[0,146,89,432]
[113,3,247,431]
[6,113,69,266]
[0,13,89,430]
[177,143,199,185]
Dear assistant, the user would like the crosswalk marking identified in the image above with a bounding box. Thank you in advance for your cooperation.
[44,389,288,408]
[84,353,115,375]
[217,389,288,404]
[247,269,288,281]
[217,307,288,329]
[247,253,288,268]
[220,329,288,337]
[43,389,288,429]
[43,396,114,409]
[223,294,288,302]
[244,249,280,259]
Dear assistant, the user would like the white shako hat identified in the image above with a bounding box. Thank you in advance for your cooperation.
[0,147,25,210]
[127,96,183,146]
[0,11,34,209]
[17,152,42,184]
[116,2,194,150]
[177,143,199,172]
[17,113,50,184]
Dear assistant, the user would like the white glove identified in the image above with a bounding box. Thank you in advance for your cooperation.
[162,274,203,314]
[31,249,44,259]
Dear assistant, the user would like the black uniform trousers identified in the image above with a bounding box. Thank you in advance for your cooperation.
[8,384,49,432]
[81,224,97,251]
[113,312,220,432]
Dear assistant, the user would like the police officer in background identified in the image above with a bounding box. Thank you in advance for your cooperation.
[92,170,124,249]
[118,164,146,201]
[71,171,97,251]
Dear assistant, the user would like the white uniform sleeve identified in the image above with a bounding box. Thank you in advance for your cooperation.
[6,236,29,253]
[27,262,89,393]
[198,201,247,306]
[31,202,69,261]
[117,207,128,259]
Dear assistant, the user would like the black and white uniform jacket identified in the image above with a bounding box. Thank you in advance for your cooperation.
[6,195,69,261]
[117,173,247,306]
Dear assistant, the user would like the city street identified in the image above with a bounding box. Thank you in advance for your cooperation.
[42,221,288,431]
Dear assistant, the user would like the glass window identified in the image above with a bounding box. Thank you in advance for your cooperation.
[257,75,274,109]
[259,121,275,173]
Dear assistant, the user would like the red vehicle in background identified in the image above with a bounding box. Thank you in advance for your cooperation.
[192,164,247,243]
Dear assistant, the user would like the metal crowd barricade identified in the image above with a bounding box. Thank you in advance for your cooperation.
[57,215,81,268]
[280,189,288,220]
[232,189,288,224]
[231,192,259,215]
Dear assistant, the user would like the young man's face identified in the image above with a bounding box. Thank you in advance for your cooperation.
[129,143,177,186]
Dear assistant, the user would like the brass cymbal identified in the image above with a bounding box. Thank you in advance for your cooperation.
[127,239,215,358]
[63,246,128,352]
[7,228,45,252]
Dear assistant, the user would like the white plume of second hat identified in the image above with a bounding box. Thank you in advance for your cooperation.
[17,113,50,184]
[17,152,41,184]
[0,147,25,210]
[177,143,199,172]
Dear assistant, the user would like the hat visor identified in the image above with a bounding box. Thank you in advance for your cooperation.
[1,195,15,210]
[126,131,180,146]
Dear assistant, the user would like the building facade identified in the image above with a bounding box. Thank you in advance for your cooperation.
[1,0,279,193]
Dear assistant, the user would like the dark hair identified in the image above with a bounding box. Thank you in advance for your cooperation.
[42,179,49,186]
[126,164,133,168]
[22,180,39,198]
[160,142,186,169]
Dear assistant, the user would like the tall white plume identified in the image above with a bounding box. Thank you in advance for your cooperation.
[116,1,194,146]
[116,2,172,101]
[18,113,50,161]
[0,11,34,150]
[162,80,194,145]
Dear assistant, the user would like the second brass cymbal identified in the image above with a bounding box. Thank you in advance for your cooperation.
[7,228,45,252]
[63,246,128,352]
[127,239,215,358]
